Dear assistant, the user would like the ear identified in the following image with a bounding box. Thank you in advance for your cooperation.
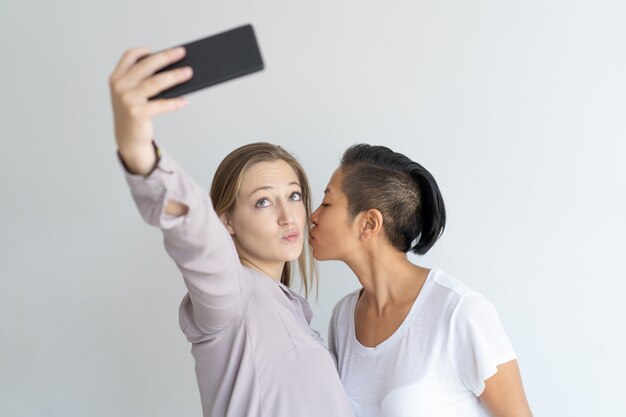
[358,209,384,242]
[220,212,235,235]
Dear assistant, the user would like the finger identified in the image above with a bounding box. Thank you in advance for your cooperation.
[110,47,151,82]
[139,97,189,118]
[122,47,186,89]
[131,66,193,100]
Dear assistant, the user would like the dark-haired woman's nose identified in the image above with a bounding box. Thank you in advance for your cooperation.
[310,207,320,226]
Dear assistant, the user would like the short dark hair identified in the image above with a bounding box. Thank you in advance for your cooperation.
[340,144,446,255]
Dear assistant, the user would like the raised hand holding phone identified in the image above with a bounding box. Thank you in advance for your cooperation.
[109,46,192,175]
[109,25,264,175]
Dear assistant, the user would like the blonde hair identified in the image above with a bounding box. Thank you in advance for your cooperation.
[210,142,318,298]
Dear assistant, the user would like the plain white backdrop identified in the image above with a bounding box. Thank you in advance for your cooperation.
[1,1,625,416]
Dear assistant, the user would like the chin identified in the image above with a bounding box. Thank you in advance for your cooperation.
[310,247,327,261]
[284,248,303,262]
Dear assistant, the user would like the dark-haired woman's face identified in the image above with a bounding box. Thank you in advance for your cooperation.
[309,168,359,261]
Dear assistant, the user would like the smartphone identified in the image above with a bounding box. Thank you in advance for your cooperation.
[148,24,264,100]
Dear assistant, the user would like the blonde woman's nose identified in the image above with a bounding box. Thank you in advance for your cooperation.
[277,201,295,225]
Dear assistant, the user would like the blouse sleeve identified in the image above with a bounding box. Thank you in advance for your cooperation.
[121,148,252,334]
[327,306,340,367]
[449,293,517,396]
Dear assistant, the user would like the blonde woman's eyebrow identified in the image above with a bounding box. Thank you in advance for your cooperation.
[248,182,301,198]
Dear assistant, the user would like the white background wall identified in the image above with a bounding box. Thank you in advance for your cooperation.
[1,1,625,416]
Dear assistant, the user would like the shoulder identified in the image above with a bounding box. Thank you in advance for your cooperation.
[431,272,507,344]
[428,270,499,321]
[430,269,476,298]
[329,289,360,327]
[333,289,360,312]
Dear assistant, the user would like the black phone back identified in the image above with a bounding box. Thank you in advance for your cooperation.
[150,24,264,100]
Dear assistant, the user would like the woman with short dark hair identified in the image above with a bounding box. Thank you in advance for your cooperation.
[310,144,532,417]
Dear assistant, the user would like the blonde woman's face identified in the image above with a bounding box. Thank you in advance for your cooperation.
[222,160,306,276]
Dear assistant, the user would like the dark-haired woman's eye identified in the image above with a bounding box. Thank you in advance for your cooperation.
[289,191,302,202]
[255,198,271,208]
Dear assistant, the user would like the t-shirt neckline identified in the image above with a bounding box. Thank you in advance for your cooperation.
[349,269,437,355]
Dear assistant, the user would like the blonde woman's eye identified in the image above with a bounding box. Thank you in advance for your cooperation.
[289,192,303,201]
[255,198,271,208]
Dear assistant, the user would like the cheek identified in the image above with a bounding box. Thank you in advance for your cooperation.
[295,205,307,227]
[320,211,339,232]
[231,210,270,239]
[314,216,335,244]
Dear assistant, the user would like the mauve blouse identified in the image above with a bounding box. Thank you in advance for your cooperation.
[122,149,355,417]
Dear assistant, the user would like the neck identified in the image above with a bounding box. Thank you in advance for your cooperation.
[239,256,284,282]
[344,246,429,314]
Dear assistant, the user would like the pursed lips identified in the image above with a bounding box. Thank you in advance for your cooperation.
[282,231,300,241]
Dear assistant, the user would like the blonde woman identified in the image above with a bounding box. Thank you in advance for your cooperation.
[109,46,355,417]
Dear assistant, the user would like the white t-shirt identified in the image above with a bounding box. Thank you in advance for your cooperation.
[328,269,516,417]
